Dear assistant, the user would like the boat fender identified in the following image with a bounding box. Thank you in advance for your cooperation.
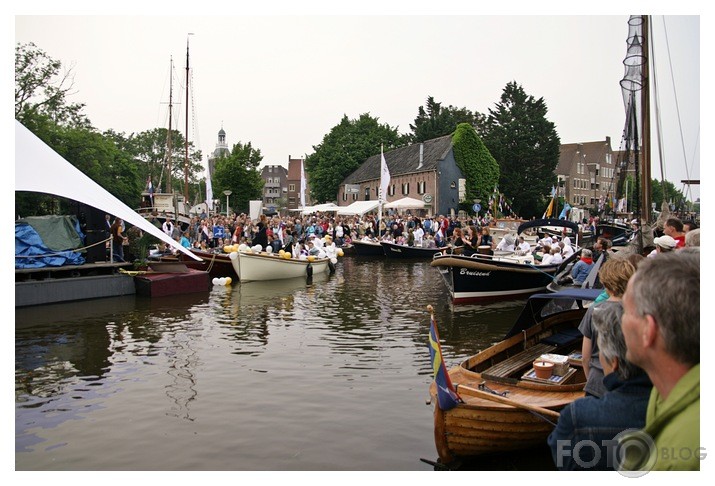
[328,261,336,274]
[306,262,313,277]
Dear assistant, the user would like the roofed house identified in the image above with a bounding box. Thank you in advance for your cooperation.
[337,135,465,216]
[556,137,618,219]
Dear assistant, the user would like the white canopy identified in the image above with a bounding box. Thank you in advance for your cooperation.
[336,200,380,216]
[15,120,201,261]
[384,197,426,210]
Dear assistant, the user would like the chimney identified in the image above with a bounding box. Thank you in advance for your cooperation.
[417,143,424,169]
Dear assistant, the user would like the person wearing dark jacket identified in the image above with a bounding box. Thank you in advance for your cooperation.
[548,303,652,470]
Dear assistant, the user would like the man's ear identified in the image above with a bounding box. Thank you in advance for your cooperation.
[642,314,659,349]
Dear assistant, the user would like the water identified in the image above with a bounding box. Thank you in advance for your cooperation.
[15,257,535,471]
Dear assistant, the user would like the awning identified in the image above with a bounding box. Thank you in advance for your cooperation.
[384,197,426,210]
[336,200,380,216]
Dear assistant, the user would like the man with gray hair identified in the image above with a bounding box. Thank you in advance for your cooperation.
[547,303,652,470]
[619,251,700,471]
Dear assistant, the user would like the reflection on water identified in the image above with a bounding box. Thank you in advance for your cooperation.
[16,258,533,471]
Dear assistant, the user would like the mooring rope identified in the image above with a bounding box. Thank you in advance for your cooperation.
[15,236,111,259]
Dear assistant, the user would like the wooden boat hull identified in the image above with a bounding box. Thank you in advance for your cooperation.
[134,268,210,297]
[430,294,596,464]
[431,254,558,304]
[234,251,330,282]
[351,240,385,256]
[165,249,239,280]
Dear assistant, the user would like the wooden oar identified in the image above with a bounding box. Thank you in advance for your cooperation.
[454,383,561,420]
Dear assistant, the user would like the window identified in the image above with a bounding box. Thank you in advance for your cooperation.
[402,183,410,195]
[365,187,370,200]
[289,184,295,192]
[418,181,426,194]
[342,193,347,201]
[389,184,395,196]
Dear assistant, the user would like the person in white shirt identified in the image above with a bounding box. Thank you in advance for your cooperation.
[517,236,531,253]
[162,219,174,237]
[550,246,563,265]
[495,234,516,252]
[539,234,553,248]
[561,238,575,259]
[414,225,425,247]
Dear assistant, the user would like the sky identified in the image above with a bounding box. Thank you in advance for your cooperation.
[11,2,704,206]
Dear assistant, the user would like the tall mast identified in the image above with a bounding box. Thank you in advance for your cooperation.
[184,35,191,201]
[640,15,652,223]
[166,57,173,194]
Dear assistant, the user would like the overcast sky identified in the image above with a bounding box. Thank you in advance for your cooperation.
[13,2,703,203]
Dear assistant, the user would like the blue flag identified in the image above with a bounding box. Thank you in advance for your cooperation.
[428,316,461,411]
[559,202,571,220]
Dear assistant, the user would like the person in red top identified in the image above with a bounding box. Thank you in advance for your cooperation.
[663,217,686,248]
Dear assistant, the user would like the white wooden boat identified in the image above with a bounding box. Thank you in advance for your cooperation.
[232,251,330,282]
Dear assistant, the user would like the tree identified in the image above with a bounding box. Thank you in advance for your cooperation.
[451,123,499,210]
[651,178,687,214]
[15,42,90,129]
[409,96,483,143]
[305,113,401,203]
[212,141,264,214]
[482,82,561,219]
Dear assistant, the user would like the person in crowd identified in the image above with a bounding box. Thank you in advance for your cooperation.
[462,226,479,256]
[570,248,594,285]
[539,244,553,264]
[592,237,612,263]
[547,303,652,470]
[414,222,425,247]
[684,228,699,248]
[110,217,127,262]
[549,245,563,265]
[647,234,677,258]
[162,219,174,237]
[579,258,637,398]
[683,220,698,233]
[663,217,686,248]
[180,231,191,249]
[477,226,494,249]
[516,236,532,254]
[618,251,700,471]
[450,227,466,248]
[495,233,516,252]
[252,214,268,249]
[560,237,575,259]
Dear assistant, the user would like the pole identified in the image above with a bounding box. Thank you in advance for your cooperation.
[184,34,192,202]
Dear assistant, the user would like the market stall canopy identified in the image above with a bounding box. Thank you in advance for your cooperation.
[14,120,201,261]
[336,200,380,216]
[384,197,426,210]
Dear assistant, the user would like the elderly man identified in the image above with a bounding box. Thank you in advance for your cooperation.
[618,251,700,471]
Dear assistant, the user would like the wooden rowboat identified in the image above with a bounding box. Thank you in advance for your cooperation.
[232,250,331,282]
[429,288,601,465]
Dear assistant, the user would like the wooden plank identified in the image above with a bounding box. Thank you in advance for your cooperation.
[481,343,556,379]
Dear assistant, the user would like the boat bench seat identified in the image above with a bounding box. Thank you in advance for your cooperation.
[481,343,556,380]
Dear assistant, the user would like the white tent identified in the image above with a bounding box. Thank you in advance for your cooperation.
[384,197,426,210]
[336,200,380,216]
[300,203,339,215]
[15,120,201,261]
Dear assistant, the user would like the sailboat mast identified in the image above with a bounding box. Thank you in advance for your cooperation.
[184,36,191,202]
[166,57,173,194]
[640,15,652,222]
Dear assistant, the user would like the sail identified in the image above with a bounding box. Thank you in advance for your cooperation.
[379,147,390,203]
[15,120,201,261]
[300,159,307,208]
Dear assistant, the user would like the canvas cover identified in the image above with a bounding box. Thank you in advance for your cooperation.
[16,215,86,268]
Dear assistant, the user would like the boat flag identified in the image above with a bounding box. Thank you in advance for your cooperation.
[558,202,571,220]
[300,159,307,208]
[379,146,390,203]
[428,311,462,411]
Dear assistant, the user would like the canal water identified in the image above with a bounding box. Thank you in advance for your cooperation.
[15,256,552,472]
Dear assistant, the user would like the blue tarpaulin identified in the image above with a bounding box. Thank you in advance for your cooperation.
[15,216,86,269]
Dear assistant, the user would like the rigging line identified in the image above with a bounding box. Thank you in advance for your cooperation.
[662,16,694,195]
[649,18,669,205]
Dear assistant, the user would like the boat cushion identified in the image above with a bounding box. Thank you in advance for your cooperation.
[540,327,582,347]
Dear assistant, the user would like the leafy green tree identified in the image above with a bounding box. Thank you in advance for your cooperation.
[651,178,687,213]
[451,123,500,209]
[409,96,483,143]
[482,81,561,219]
[15,42,91,129]
[305,113,401,203]
[212,141,264,214]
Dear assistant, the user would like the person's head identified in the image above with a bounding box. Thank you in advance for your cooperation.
[685,228,700,248]
[481,227,490,235]
[593,302,644,381]
[663,217,684,236]
[550,246,561,255]
[683,221,698,232]
[653,235,677,253]
[625,252,645,269]
[581,248,592,259]
[596,237,612,251]
[621,251,700,369]
[598,257,636,298]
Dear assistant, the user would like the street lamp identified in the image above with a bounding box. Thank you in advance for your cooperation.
[223,190,232,215]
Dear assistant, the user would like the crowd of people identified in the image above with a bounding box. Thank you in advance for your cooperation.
[547,216,700,472]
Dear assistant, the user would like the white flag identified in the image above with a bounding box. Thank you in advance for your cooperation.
[380,148,390,203]
[300,159,307,207]
[205,160,214,211]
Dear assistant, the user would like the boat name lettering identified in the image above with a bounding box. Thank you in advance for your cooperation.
[459,269,491,277]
